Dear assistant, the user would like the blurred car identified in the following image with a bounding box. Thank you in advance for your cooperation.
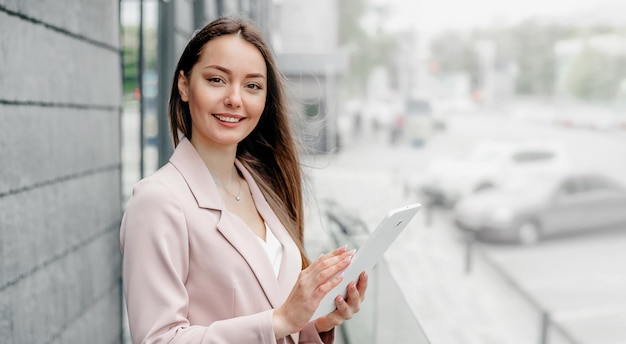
[403,98,445,147]
[453,173,626,244]
[419,140,571,207]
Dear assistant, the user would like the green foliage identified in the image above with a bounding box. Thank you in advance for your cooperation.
[428,20,625,102]
[506,21,578,96]
[121,25,158,95]
[339,0,398,96]
[339,0,369,46]
[564,45,626,101]
[429,31,480,87]
[123,46,139,94]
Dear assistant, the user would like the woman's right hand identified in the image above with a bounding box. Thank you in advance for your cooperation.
[272,245,355,339]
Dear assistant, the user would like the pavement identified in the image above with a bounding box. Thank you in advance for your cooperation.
[301,135,548,344]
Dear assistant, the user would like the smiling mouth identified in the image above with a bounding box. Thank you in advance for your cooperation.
[213,114,241,123]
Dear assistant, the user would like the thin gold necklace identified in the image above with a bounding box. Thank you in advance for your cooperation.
[215,168,242,201]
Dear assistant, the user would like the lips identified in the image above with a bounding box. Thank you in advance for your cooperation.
[213,114,242,123]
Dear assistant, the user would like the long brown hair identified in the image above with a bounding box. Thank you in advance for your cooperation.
[168,16,310,268]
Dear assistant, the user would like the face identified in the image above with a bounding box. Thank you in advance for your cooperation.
[178,34,267,149]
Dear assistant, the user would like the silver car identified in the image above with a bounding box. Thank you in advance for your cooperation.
[453,173,626,244]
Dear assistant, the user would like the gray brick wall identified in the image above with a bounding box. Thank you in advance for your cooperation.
[0,0,123,343]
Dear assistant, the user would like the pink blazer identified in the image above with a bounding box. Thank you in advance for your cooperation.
[120,138,333,344]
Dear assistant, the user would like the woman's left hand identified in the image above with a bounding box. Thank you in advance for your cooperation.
[313,271,368,333]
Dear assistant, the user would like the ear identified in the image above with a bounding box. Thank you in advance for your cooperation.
[177,70,190,102]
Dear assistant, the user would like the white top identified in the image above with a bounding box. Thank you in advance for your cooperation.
[258,222,283,278]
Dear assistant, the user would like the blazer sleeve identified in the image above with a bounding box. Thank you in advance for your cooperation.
[120,178,278,344]
[300,323,335,344]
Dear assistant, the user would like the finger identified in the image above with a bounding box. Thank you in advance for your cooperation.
[343,282,362,317]
[302,247,348,283]
[334,294,354,320]
[356,272,368,301]
[322,250,354,278]
[326,245,348,258]
[311,249,355,285]
[315,271,344,297]
[308,246,347,276]
[314,245,349,264]
[345,281,360,306]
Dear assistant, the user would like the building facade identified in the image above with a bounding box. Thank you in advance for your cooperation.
[0,1,123,343]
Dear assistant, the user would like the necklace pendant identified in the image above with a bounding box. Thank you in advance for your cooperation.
[235,195,241,201]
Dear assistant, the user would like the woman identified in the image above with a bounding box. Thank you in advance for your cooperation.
[120,16,367,344]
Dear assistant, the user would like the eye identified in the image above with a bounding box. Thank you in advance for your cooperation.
[207,77,224,84]
[246,83,262,90]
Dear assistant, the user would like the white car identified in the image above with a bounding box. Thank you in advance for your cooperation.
[419,140,572,207]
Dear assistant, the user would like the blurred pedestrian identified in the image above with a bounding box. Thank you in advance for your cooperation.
[390,113,405,144]
[120,16,367,344]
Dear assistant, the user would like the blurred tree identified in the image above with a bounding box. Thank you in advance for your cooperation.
[564,43,626,101]
[339,0,398,96]
[429,20,625,103]
[123,45,139,94]
[429,31,480,88]
[122,25,158,95]
[507,21,576,96]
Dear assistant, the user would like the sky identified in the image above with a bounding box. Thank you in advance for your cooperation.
[120,0,626,38]
[369,0,626,36]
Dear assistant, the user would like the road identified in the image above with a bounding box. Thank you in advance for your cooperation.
[304,110,626,344]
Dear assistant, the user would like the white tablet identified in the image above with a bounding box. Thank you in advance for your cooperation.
[311,203,421,320]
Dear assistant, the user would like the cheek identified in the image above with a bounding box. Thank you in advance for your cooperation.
[189,87,217,111]
[250,95,267,117]
[255,101,266,117]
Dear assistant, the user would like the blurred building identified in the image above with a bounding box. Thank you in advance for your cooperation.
[0,1,123,343]
[272,0,345,153]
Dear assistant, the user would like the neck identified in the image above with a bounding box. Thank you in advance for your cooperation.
[189,137,238,183]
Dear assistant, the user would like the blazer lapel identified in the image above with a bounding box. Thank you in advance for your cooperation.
[169,138,222,210]
[234,161,301,303]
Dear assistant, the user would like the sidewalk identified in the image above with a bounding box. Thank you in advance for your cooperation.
[302,144,543,344]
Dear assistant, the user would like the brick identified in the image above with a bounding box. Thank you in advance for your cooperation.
[0,105,120,193]
[0,285,14,343]
[7,228,121,343]
[50,284,122,344]
[0,170,121,286]
[0,11,122,106]
[1,0,119,48]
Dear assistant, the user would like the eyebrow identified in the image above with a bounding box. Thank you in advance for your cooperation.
[204,64,266,79]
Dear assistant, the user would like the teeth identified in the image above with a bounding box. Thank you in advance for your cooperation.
[215,115,240,123]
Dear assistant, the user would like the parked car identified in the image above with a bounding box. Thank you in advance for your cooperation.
[453,173,626,244]
[419,140,571,207]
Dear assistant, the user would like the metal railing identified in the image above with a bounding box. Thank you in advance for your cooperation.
[463,230,581,344]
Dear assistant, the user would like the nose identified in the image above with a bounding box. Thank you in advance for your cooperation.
[225,87,242,108]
